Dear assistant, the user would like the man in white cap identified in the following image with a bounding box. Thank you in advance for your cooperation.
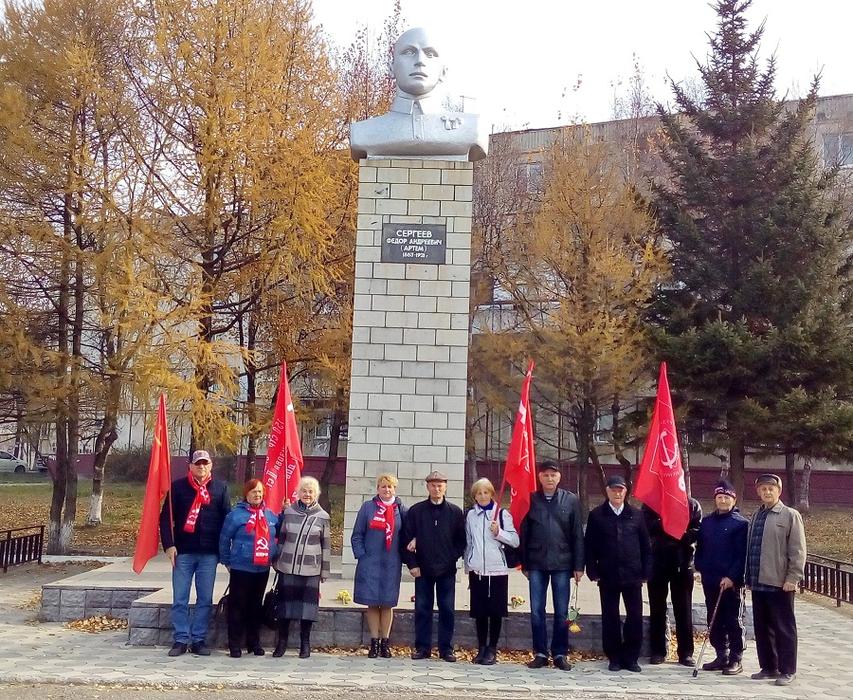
[402,470,466,661]
[160,449,231,656]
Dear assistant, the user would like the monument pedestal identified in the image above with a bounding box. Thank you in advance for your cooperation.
[342,158,473,576]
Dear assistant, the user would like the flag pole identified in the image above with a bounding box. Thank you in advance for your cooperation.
[163,396,175,551]
[494,359,535,522]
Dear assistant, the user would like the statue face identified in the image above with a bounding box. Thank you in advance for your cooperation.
[392,27,446,97]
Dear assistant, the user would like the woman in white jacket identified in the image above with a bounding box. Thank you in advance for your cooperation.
[464,478,520,665]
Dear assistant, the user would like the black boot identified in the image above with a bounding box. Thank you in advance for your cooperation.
[380,638,391,658]
[299,620,312,659]
[481,646,497,666]
[472,646,486,664]
[368,638,380,658]
[273,620,290,658]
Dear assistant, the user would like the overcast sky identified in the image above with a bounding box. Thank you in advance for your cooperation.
[313,0,853,131]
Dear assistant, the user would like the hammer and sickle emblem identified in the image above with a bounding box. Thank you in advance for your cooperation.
[441,115,463,130]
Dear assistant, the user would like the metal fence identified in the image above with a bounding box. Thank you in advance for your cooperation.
[800,554,853,606]
[0,525,44,573]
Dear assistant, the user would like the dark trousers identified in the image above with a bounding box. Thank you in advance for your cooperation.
[701,581,744,662]
[475,616,502,647]
[599,583,643,666]
[414,572,456,654]
[226,569,270,651]
[648,567,694,659]
[752,589,798,674]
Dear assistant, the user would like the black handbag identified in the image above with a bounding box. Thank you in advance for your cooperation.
[262,573,281,629]
[499,509,522,569]
[215,585,230,620]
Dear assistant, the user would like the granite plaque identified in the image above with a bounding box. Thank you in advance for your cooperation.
[381,222,447,264]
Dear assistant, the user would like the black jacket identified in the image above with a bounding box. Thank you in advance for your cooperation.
[159,477,231,555]
[642,497,702,575]
[402,497,466,578]
[695,507,749,585]
[584,501,652,586]
[520,489,585,572]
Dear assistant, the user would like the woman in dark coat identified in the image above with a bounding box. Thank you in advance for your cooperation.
[351,473,407,658]
[218,479,278,658]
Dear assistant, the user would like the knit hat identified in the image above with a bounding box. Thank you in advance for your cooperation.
[713,479,736,498]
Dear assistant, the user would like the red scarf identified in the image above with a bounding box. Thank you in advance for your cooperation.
[369,497,397,551]
[245,503,271,566]
[183,474,211,533]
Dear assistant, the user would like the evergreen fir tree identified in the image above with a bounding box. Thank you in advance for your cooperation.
[653,0,853,497]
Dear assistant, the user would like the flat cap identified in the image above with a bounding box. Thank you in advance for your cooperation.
[425,470,448,482]
[754,473,782,488]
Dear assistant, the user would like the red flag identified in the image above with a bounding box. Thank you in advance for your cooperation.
[262,362,303,514]
[132,395,172,574]
[634,362,689,538]
[498,360,538,527]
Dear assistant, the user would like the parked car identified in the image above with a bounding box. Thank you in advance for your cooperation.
[0,450,29,474]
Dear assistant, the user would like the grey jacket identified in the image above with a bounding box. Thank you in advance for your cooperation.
[274,502,331,578]
[746,500,807,588]
[464,504,520,576]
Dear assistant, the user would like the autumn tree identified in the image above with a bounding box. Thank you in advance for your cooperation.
[652,0,853,497]
[473,131,666,512]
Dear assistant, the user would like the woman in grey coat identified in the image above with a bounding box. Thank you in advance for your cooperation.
[351,473,407,658]
[272,476,330,659]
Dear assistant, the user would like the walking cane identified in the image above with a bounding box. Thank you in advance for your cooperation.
[693,588,725,677]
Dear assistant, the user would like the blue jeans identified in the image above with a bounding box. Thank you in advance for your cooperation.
[171,553,218,644]
[414,572,456,654]
[529,569,571,658]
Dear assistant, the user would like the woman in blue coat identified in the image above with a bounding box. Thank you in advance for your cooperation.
[218,478,278,658]
[351,473,407,658]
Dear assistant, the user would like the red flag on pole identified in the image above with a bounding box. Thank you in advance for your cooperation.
[262,362,304,514]
[498,360,538,527]
[132,394,172,574]
[634,362,689,538]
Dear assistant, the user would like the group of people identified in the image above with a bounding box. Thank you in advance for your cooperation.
[159,450,807,687]
[159,450,330,659]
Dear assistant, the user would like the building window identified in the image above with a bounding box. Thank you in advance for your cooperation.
[593,412,613,444]
[823,133,853,167]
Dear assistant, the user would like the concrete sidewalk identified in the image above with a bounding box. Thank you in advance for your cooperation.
[1,593,851,699]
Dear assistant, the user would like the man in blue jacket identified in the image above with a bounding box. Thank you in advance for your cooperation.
[159,450,231,656]
[695,479,748,675]
[520,460,585,671]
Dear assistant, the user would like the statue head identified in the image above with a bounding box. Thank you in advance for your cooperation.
[392,27,447,98]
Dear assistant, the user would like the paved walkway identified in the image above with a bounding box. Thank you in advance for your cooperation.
[1,569,851,700]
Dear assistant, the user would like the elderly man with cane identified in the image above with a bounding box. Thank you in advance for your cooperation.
[694,479,748,675]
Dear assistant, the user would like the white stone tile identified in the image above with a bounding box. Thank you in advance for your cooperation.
[448,379,468,395]
[390,183,423,200]
[373,262,407,279]
[402,328,436,345]
[368,393,401,411]
[454,185,473,202]
[383,377,416,395]
[404,296,437,313]
[387,279,421,295]
[407,200,441,216]
[376,198,409,215]
[382,411,415,428]
[435,329,470,346]
[380,444,414,462]
[353,309,386,327]
[419,280,452,297]
[385,311,420,328]
[415,411,448,429]
[438,264,471,282]
[422,184,455,200]
[409,169,442,184]
[346,443,381,461]
[371,295,405,311]
[417,312,452,329]
[369,359,403,377]
[400,393,434,412]
[433,428,466,445]
[405,265,439,280]
[437,296,470,314]
[450,312,470,330]
[414,445,447,462]
[383,344,417,361]
[416,345,450,362]
[359,166,377,183]
[434,361,470,379]
[350,359,370,376]
[401,361,435,378]
[367,426,401,444]
[445,232,471,249]
[416,378,449,395]
[351,343,385,360]
[359,182,390,198]
[441,169,473,185]
[377,167,409,183]
[349,409,382,427]
[399,428,434,445]
[434,395,467,413]
[355,246,380,262]
[370,327,403,344]
[451,281,471,297]
[354,262,373,279]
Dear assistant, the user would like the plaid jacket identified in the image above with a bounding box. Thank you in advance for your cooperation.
[273,502,331,578]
